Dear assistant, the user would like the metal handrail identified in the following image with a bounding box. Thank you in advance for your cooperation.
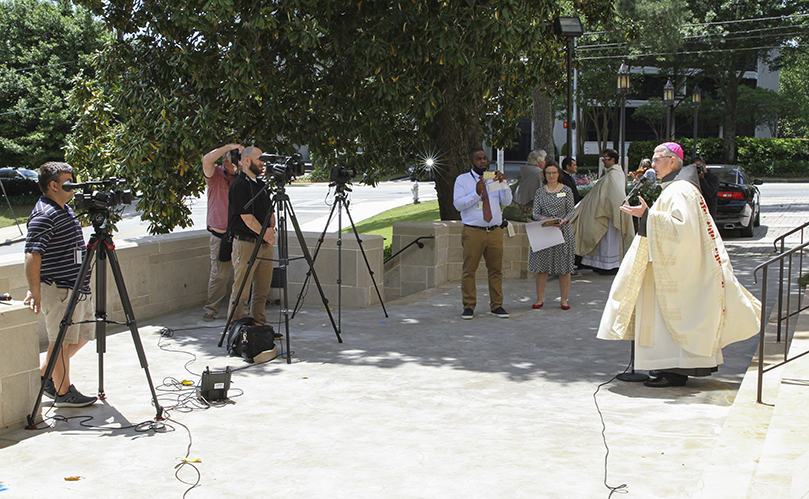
[753,238,809,404]
[384,236,435,264]
[772,221,809,342]
[772,220,809,252]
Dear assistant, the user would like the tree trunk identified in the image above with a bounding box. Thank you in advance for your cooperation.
[577,105,587,159]
[722,74,740,164]
[425,99,485,221]
[532,86,556,161]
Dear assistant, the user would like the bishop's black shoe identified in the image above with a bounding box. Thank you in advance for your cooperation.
[644,373,687,387]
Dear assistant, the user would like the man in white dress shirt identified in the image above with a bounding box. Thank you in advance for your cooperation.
[452,148,512,320]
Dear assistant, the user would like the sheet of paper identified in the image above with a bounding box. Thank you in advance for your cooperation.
[487,180,509,192]
[525,221,565,252]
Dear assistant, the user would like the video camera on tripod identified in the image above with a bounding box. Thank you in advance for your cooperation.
[329,166,356,186]
[62,178,134,212]
[260,153,306,184]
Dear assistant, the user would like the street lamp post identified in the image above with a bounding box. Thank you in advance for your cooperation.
[553,17,583,162]
[664,78,675,139]
[617,63,630,175]
[692,84,701,160]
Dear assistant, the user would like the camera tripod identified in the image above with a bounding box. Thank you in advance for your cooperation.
[0,175,23,238]
[27,207,164,428]
[217,177,342,363]
[293,182,387,331]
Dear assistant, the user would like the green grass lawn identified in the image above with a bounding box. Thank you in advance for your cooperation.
[343,200,440,259]
[0,201,35,229]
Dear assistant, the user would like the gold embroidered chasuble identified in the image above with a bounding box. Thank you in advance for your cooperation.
[597,170,761,363]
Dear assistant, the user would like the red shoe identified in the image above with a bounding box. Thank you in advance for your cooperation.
[561,304,571,310]
[532,302,544,309]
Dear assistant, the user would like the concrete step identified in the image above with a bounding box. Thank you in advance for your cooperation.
[695,292,809,499]
[747,294,809,498]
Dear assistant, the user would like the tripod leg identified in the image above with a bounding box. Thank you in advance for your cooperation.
[217,238,261,347]
[27,241,98,428]
[291,197,338,318]
[0,178,22,236]
[283,198,342,343]
[341,197,388,317]
[95,243,108,398]
[218,193,278,347]
[103,242,164,419]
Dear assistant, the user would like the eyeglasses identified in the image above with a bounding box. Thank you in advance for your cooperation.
[651,156,673,164]
[602,157,614,161]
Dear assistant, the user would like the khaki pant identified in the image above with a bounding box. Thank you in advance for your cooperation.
[203,235,234,316]
[461,225,504,311]
[41,283,95,344]
[228,238,274,324]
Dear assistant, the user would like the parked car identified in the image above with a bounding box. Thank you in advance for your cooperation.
[707,165,762,237]
[408,164,435,182]
[0,167,39,196]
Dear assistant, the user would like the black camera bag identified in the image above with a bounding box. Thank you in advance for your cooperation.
[226,317,277,363]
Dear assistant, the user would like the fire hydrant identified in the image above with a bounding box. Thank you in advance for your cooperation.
[411,181,420,204]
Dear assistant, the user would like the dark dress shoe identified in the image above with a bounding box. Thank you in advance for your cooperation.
[644,373,688,387]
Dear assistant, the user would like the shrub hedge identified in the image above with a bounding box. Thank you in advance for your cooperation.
[626,137,809,177]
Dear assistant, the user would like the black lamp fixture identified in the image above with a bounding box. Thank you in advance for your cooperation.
[664,78,675,139]
[692,84,701,160]
[617,63,630,174]
[553,16,584,162]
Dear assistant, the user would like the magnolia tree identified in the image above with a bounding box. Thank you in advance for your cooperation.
[66,0,611,232]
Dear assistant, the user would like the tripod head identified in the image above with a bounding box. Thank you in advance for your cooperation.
[64,177,133,237]
[330,181,353,196]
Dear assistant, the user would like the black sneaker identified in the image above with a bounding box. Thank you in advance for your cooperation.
[490,307,510,318]
[41,376,56,400]
[461,308,474,320]
[54,385,98,408]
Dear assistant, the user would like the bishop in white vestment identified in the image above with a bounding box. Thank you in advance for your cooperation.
[597,142,761,387]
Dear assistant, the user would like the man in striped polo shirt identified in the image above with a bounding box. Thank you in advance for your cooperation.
[23,162,97,408]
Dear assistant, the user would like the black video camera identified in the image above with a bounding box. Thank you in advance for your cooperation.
[259,153,306,183]
[64,178,134,212]
[330,166,356,185]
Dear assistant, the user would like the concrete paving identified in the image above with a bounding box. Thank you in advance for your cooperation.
[1,183,807,498]
[0,243,794,499]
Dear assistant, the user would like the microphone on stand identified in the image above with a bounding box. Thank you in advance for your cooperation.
[623,168,657,205]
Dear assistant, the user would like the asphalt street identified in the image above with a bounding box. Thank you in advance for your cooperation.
[0,178,437,258]
[1,177,807,258]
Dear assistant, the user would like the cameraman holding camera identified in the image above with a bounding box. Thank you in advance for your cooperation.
[23,162,97,408]
[695,157,719,222]
[227,146,276,324]
[201,143,242,321]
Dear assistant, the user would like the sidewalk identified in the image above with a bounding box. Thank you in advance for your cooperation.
[0,243,801,499]
[1,186,807,498]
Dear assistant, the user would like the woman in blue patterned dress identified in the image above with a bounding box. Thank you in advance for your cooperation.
[528,163,576,310]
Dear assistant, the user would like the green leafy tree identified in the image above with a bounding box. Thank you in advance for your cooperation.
[683,0,808,162]
[632,97,666,140]
[573,0,686,156]
[67,0,612,232]
[579,0,808,162]
[778,45,809,138]
[0,0,107,170]
[736,85,781,137]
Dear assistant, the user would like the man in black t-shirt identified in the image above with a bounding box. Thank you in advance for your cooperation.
[227,146,276,324]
